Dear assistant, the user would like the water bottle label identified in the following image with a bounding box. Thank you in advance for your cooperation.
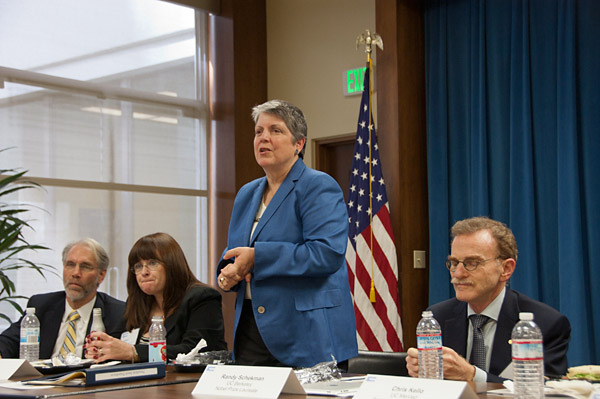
[149,341,166,363]
[512,339,543,360]
[417,333,442,350]
[20,328,40,344]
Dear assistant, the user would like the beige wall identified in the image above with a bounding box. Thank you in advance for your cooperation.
[266,0,376,167]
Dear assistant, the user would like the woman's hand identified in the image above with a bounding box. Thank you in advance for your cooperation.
[84,331,134,363]
[218,247,254,290]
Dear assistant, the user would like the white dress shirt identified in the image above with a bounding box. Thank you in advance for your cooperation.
[51,296,96,359]
[467,287,506,382]
[245,200,266,300]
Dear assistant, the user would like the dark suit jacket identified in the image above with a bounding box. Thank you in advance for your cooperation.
[0,291,126,358]
[429,288,570,382]
[135,285,227,362]
[217,159,358,367]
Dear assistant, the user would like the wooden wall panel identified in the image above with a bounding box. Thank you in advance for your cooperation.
[210,0,267,350]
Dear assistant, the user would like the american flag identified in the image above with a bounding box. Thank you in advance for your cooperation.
[346,66,403,351]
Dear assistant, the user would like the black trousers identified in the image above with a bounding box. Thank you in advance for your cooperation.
[234,299,288,367]
[234,299,349,371]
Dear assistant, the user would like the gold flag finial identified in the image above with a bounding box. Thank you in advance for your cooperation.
[356,29,384,55]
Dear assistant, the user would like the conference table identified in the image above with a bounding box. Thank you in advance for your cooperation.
[0,366,506,399]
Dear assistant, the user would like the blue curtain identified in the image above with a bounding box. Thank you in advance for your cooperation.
[424,0,600,367]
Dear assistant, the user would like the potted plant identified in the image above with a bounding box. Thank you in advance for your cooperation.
[0,149,55,324]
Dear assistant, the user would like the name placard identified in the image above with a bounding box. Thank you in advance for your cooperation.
[0,359,42,380]
[191,365,305,399]
[353,375,478,399]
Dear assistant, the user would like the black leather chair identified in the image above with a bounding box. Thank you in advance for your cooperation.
[346,350,409,376]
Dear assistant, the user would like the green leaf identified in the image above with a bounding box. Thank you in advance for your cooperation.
[0,148,51,315]
[0,296,26,315]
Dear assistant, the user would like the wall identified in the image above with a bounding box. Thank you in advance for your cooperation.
[265,0,429,350]
[212,0,429,351]
[266,0,376,167]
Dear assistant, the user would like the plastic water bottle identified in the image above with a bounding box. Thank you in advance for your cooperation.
[417,310,443,379]
[90,308,106,333]
[511,312,544,399]
[19,307,40,361]
[148,316,166,363]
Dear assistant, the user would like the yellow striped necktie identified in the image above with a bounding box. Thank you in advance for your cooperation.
[59,310,80,359]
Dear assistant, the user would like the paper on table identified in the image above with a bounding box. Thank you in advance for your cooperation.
[120,328,140,345]
[546,380,598,398]
[90,360,121,368]
[499,362,514,380]
[487,380,593,399]
[303,377,365,397]
[0,381,55,391]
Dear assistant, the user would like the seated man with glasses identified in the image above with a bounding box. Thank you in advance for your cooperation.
[0,238,125,359]
[406,217,570,382]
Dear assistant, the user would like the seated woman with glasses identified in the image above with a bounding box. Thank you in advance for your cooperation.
[84,232,227,362]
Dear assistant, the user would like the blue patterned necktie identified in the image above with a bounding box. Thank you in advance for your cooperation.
[469,314,489,371]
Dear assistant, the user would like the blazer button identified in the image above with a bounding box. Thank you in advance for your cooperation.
[257,306,266,314]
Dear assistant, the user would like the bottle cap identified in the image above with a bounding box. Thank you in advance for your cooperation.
[26,307,35,314]
[151,315,163,322]
[93,308,102,315]
[519,312,534,321]
[422,310,433,318]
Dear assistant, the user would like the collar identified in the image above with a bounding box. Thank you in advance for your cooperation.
[249,159,305,245]
[63,295,96,325]
[467,286,506,321]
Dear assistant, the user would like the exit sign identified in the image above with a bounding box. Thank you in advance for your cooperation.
[343,67,375,96]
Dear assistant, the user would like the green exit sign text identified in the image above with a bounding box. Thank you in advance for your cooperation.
[343,67,375,96]
[343,67,366,96]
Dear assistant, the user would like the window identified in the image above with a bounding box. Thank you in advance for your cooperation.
[0,0,209,328]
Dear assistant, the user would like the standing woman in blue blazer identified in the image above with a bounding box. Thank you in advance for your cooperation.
[217,99,358,368]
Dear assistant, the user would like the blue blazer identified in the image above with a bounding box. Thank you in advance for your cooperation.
[429,288,570,382]
[218,159,358,367]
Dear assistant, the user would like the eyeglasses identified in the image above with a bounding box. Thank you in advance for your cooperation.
[445,257,500,272]
[132,259,163,274]
[64,261,97,273]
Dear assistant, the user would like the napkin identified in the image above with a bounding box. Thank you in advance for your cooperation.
[493,380,599,399]
[175,339,207,362]
[546,380,598,399]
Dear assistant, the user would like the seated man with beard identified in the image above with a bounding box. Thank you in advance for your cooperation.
[0,238,125,359]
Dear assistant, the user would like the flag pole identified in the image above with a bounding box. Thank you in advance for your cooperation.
[356,29,383,303]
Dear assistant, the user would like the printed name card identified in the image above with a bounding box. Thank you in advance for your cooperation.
[353,375,478,399]
[191,365,305,398]
[0,359,42,380]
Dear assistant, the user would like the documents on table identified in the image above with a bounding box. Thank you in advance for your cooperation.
[303,376,366,397]
[23,362,166,387]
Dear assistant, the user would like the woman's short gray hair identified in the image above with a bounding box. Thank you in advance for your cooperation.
[62,238,110,272]
[251,99,307,158]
